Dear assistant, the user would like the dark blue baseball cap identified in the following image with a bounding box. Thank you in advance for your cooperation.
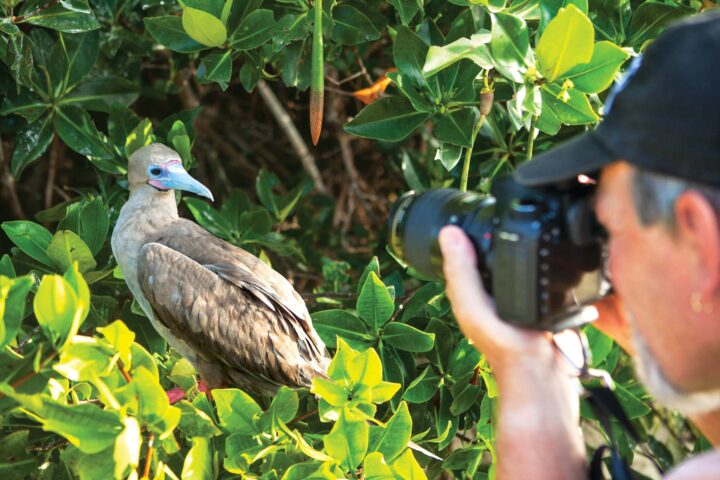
[515,10,720,187]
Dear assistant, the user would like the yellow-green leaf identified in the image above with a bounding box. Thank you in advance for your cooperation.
[182,7,227,47]
[47,230,97,273]
[563,41,630,93]
[537,5,594,82]
[34,275,82,346]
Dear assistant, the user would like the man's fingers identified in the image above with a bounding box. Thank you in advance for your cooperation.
[439,226,496,325]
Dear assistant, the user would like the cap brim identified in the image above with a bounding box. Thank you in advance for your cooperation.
[514,131,617,187]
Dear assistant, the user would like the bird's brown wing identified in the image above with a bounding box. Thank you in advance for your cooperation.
[151,219,328,361]
[137,242,328,392]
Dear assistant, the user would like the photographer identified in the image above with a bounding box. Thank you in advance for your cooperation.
[438,11,720,479]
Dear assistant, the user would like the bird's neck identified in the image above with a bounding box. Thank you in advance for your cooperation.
[127,184,179,219]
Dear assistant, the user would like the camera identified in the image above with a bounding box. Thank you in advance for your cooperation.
[388,175,610,330]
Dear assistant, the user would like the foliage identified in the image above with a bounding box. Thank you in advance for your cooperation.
[0,0,711,478]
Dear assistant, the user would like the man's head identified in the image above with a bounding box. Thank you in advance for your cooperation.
[515,11,720,414]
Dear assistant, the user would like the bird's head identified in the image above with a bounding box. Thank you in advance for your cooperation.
[127,143,213,201]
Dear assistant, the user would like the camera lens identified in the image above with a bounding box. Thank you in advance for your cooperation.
[387,189,495,279]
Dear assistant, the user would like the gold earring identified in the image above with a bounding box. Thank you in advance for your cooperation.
[691,292,714,314]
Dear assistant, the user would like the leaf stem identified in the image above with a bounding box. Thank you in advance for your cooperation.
[526,116,538,161]
[141,433,155,480]
[459,114,487,192]
[0,351,58,399]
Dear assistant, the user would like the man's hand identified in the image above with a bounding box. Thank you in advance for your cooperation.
[439,225,587,479]
[438,225,556,374]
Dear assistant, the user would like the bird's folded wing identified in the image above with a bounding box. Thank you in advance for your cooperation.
[151,220,327,360]
[137,242,327,389]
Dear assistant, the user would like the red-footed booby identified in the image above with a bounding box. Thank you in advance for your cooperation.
[111,144,329,395]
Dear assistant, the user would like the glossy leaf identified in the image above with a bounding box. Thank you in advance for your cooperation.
[403,366,441,403]
[323,408,368,472]
[2,220,54,266]
[182,437,213,479]
[0,276,33,348]
[357,272,395,331]
[213,388,261,435]
[197,51,233,90]
[423,32,492,76]
[382,323,435,353]
[394,26,428,87]
[47,230,97,273]
[20,0,101,33]
[387,0,422,25]
[11,114,53,179]
[345,96,430,142]
[490,13,532,83]
[433,108,479,148]
[54,105,116,167]
[144,16,205,53]
[368,401,412,462]
[311,309,373,349]
[564,41,630,93]
[230,9,275,50]
[182,7,227,47]
[537,5,594,82]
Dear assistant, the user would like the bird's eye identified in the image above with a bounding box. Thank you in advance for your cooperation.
[150,167,162,176]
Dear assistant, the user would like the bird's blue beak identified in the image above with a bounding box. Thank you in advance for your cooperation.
[147,161,214,201]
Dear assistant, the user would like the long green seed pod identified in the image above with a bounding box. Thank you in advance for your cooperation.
[310,0,324,145]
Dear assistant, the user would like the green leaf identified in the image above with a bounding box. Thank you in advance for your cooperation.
[11,114,53,179]
[628,2,692,48]
[563,41,629,94]
[2,220,54,266]
[182,7,227,47]
[614,383,651,419]
[53,337,113,381]
[125,118,155,158]
[390,449,426,479]
[114,417,141,478]
[144,16,205,53]
[345,96,429,142]
[20,0,101,33]
[433,108,479,148]
[78,197,110,256]
[47,230,97,273]
[584,324,614,367]
[185,198,233,238]
[435,142,463,171]
[64,30,100,86]
[34,274,84,346]
[540,83,598,125]
[403,366,441,403]
[423,33,492,77]
[387,0,422,25]
[63,263,90,323]
[312,377,349,407]
[357,257,380,296]
[212,388,261,435]
[177,401,222,438]
[266,386,298,424]
[490,13,532,83]
[394,26,428,87]
[371,381,401,404]
[60,76,139,112]
[323,408,368,472]
[182,437,213,480]
[54,105,116,167]
[348,346,383,388]
[369,401,412,462]
[382,323,435,353]
[332,4,381,45]
[536,5,594,82]
[364,452,395,479]
[229,9,275,50]
[357,272,394,331]
[0,255,15,278]
[0,91,48,123]
[41,400,123,454]
[255,169,312,223]
[311,310,373,349]
[0,276,33,348]
[197,51,233,90]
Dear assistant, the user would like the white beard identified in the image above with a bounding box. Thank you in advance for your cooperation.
[631,324,720,416]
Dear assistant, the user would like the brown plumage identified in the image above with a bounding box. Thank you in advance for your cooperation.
[111,144,329,395]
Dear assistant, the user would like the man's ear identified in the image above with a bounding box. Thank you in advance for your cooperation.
[675,191,720,298]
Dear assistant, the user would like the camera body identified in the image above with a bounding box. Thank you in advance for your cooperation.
[388,176,607,330]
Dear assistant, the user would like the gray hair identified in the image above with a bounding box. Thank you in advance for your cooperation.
[631,167,720,231]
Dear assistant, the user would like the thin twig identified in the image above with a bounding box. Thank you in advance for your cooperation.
[45,135,60,210]
[0,138,27,219]
[141,433,155,479]
[256,80,329,194]
[117,360,133,383]
[0,351,58,399]
[352,46,374,86]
